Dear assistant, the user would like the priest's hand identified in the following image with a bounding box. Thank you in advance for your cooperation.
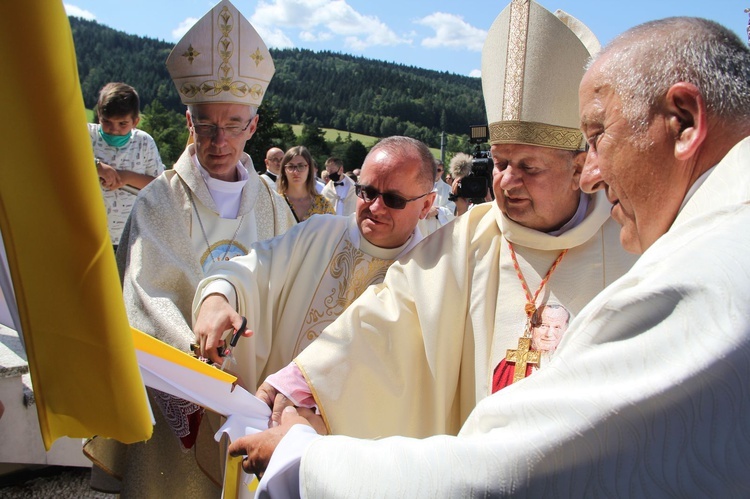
[256,382,295,428]
[194,293,252,365]
[229,406,315,478]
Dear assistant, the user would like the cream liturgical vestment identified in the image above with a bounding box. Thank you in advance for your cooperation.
[194,214,423,390]
[117,144,295,350]
[293,137,750,497]
[92,146,294,498]
[297,189,636,440]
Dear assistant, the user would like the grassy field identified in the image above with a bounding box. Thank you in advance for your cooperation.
[287,124,442,158]
[288,124,379,147]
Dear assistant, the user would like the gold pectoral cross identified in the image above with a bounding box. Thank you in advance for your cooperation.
[505,337,541,384]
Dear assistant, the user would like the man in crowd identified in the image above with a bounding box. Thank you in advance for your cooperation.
[90,1,295,496]
[321,156,356,215]
[433,159,454,212]
[192,136,434,392]
[417,158,455,236]
[233,13,750,496]
[261,146,284,188]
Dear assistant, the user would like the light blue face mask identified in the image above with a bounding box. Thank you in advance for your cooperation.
[99,128,132,148]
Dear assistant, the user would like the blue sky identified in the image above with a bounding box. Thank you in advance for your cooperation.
[65,0,749,77]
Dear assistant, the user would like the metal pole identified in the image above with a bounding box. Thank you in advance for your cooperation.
[440,131,446,164]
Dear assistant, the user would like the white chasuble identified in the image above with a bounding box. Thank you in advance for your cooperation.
[118,144,296,352]
[298,136,750,497]
[194,214,422,391]
[295,190,637,441]
[293,236,392,355]
[92,146,294,499]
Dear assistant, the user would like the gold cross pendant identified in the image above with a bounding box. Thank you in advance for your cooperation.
[505,337,541,384]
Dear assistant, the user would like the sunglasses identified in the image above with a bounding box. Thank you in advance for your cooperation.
[355,184,432,210]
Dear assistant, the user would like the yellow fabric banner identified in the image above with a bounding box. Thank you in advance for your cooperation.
[0,1,152,448]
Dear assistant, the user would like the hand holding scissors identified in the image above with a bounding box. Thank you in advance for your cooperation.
[220,316,247,372]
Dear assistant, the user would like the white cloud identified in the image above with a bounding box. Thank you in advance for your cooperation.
[299,31,333,43]
[64,4,96,20]
[417,12,486,52]
[469,69,481,78]
[257,27,296,49]
[251,0,411,51]
[172,17,198,40]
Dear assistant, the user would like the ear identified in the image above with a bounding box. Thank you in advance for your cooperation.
[132,115,141,128]
[246,114,260,139]
[570,151,586,190]
[664,82,707,161]
[419,192,437,219]
[185,109,193,127]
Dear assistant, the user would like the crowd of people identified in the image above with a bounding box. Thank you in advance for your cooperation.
[80,0,750,496]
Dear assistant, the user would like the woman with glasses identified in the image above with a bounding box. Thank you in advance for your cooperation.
[278,146,335,222]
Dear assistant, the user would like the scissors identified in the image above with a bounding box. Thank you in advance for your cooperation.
[220,316,247,372]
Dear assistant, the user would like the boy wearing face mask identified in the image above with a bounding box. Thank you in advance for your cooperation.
[89,82,164,250]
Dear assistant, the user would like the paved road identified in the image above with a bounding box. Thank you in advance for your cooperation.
[0,467,115,498]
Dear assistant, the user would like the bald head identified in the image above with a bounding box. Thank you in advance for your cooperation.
[365,136,436,192]
[590,17,750,133]
[265,147,284,175]
[578,16,750,254]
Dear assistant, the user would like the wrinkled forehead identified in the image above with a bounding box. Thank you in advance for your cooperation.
[579,56,615,113]
[189,103,254,122]
[491,142,575,168]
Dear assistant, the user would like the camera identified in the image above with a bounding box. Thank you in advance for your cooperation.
[449,125,494,203]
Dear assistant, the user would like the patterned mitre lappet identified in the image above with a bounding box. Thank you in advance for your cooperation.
[166,0,274,107]
[482,0,600,151]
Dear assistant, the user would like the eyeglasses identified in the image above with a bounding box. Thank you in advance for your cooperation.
[285,162,309,172]
[355,184,432,210]
[191,119,252,138]
[267,157,282,163]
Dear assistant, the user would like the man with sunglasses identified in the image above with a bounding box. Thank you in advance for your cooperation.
[101,1,295,496]
[192,136,434,399]
[221,1,638,493]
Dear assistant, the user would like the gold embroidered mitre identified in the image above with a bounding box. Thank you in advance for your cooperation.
[481,0,600,150]
[166,0,274,107]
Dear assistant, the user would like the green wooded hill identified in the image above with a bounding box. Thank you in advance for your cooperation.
[69,16,486,148]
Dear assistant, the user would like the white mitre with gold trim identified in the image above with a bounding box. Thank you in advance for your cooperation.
[166,0,274,107]
[482,0,599,151]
